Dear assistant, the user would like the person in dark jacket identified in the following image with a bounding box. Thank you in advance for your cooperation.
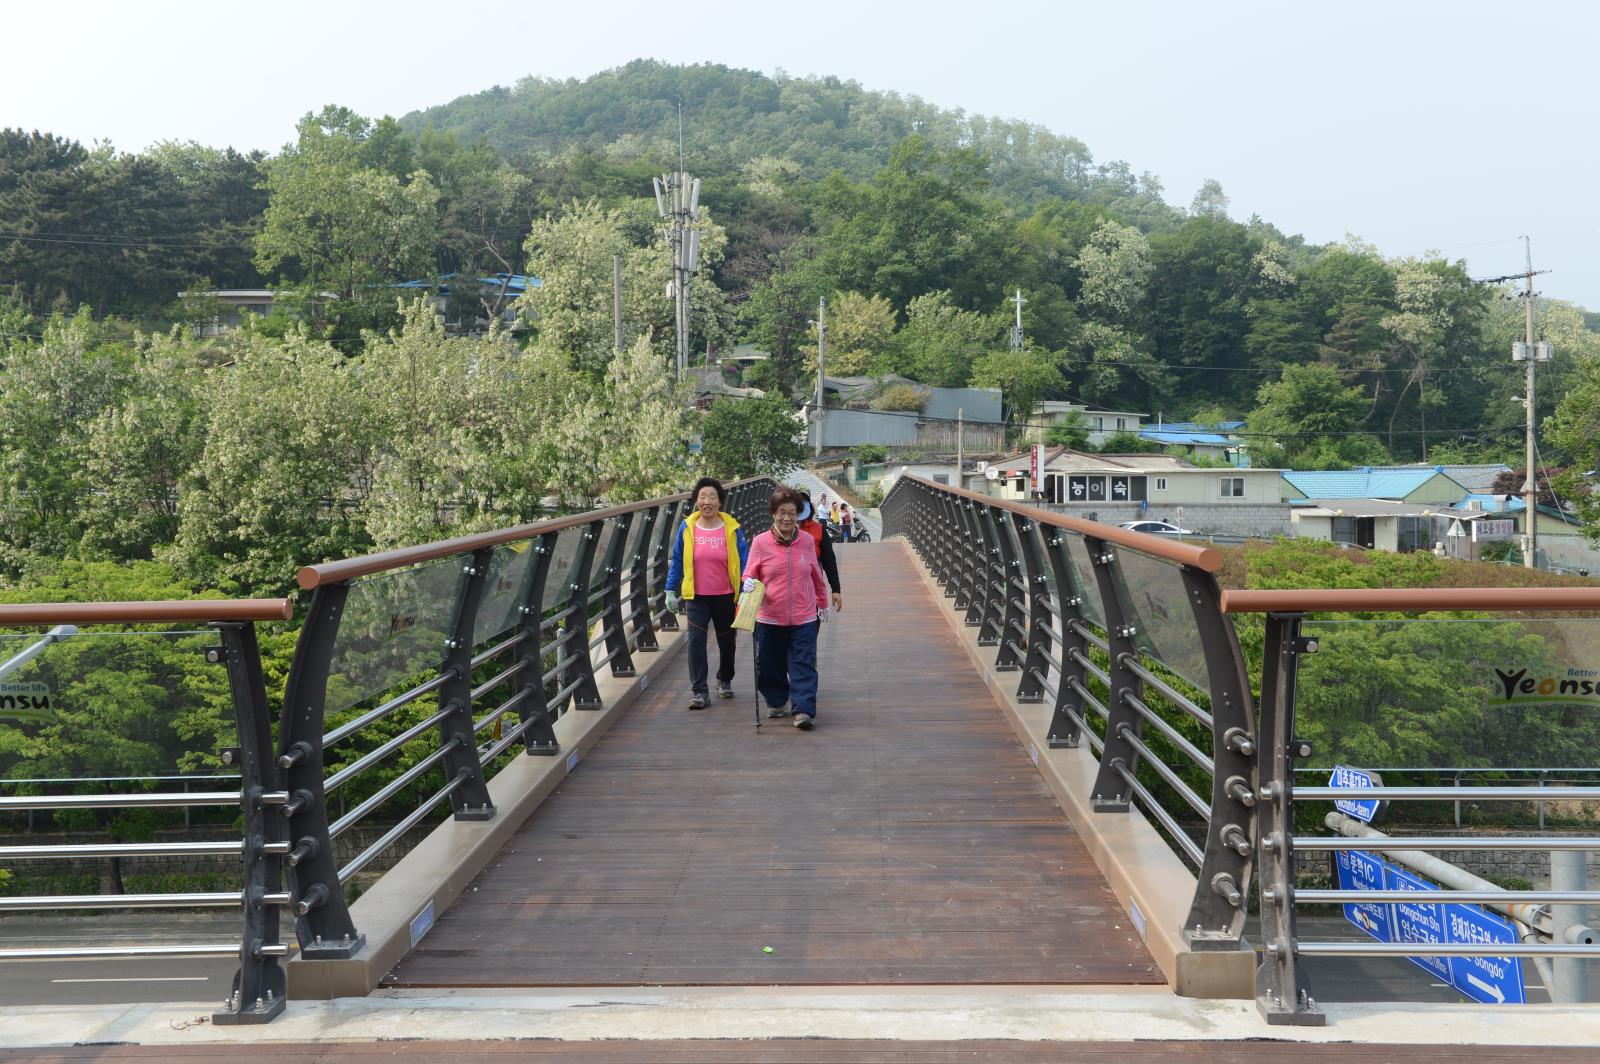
[796,491,842,613]
[665,477,750,709]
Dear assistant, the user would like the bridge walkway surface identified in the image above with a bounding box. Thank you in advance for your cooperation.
[383,540,1162,988]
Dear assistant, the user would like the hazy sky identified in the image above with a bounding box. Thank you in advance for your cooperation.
[6,0,1595,307]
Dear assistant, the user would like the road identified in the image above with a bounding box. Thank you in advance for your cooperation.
[0,913,240,1006]
[783,466,882,541]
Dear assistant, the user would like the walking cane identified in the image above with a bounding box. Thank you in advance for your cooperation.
[751,627,762,731]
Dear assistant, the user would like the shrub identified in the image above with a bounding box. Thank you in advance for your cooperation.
[871,384,928,412]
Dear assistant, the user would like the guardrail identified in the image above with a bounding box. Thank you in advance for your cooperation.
[885,474,1600,1025]
[276,479,774,967]
[0,479,777,1022]
[882,475,1258,956]
[1228,588,1600,1024]
[0,598,294,1024]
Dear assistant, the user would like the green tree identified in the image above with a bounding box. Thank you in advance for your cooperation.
[889,290,1000,387]
[254,108,441,335]
[807,291,895,376]
[700,396,805,479]
[171,331,375,594]
[969,347,1063,425]
[0,311,128,567]
[1248,363,1388,469]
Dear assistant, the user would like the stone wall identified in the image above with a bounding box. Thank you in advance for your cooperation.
[1038,501,1293,539]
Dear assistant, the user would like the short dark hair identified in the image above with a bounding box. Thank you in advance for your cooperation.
[690,477,726,507]
[768,486,803,514]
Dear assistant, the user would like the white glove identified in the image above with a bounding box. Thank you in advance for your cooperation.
[741,577,757,593]
[818,607,832,623]
[665,592,681,614]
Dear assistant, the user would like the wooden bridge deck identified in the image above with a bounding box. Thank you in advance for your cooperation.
[383,541,1163,988]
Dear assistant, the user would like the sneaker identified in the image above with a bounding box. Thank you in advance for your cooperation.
[793,713,814,730]
[716,681,735,699]
[766,702,791,718]
[688,692,708,710]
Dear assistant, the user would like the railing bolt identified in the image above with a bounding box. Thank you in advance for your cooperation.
[1225,776,1255,807]
[1223,727,1255,756]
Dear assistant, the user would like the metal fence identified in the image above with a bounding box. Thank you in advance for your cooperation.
[884,475,1600,1025]
[0,479,776,1023]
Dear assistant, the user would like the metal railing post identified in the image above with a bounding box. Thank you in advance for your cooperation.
[278,583,364,959]
[1086,537,1146,812]
[650,501,682,632]
[1045,532,1091,749]
[1180,565,1257,951]
[435,548,497,820]
[958,500,986,625]
[212,621,286,1025]
[992,509,1025,669]
[1255,611,1323,1025]
[1013,515,1050,703]
[598,516,637,677]
[934,491,961,596]
[562,522,604,709]
[974,505,1006,644]
[627,507,661,654]
[512,531,559,753]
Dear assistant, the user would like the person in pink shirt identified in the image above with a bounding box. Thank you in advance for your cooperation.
[741,486,830,730]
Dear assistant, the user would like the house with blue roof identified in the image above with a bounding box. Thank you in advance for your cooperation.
[1280,466,1469,505]
[1138,421,1249,466]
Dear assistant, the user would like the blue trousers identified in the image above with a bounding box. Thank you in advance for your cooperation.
[684,593,737,695]
[753,620,820,716]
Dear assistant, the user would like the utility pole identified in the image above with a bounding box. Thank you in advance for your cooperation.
[1009,288,1026,351]
[653,126,700,381]
[1512,237,1553,569]
[812,296,827,457]
[956,408,964,488]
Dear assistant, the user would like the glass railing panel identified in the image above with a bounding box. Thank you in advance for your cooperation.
[472,542,538,647]
[1058,533,1106,629]
[539,530,583,614]
[585,519,620,588]
[325,556,464,713]
[619,510,650,577]
[1112,547,1208,691]
[0,629,231,781]
[1296,616,1600,775]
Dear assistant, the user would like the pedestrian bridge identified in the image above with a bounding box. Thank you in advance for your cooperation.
[3,476,1600,1061]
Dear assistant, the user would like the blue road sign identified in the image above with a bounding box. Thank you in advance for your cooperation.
[1387,864,1451,980]
[1445,905,1526,1005]
[1335,848,1391,941]
[1328,764,1381,823]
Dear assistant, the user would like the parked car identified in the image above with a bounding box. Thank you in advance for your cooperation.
[1119,520,1194,536]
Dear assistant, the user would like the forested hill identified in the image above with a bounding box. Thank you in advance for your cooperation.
[397,59,1173,218]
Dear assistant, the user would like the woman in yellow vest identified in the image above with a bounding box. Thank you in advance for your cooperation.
[665,477,750,709]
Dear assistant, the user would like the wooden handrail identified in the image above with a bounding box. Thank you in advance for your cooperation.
[0,599,293,625]
[295,477,775,590]
[1221,587,1600,614]
[901,475,1222,573]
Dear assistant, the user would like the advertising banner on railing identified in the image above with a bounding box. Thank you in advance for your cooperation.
[1334,850,1526,1004]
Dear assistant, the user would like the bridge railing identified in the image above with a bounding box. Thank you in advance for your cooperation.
[1228,589,1600,1025]
[885,476,1600,1024]
[882,475,1259,955]
[277,478,775,967]
[0,598,294,1024]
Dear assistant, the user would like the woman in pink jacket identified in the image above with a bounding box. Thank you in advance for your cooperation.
[742,485,830,730]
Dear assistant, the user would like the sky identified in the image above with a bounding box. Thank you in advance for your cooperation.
[6,0,1596,308]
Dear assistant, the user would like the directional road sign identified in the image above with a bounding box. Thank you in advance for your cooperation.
[1445,904,1526,1005]
[1388,864,1451,980]
[1335,848,1391,941]
[1328,764,1383,823]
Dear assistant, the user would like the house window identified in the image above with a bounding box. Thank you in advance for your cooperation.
[1116,417,1126,430]
[1154,477,1167,491]
[1045,472,1065,503]
[1129,476,1147,501]
[1086,476,1107,501]
[1067,475,1087,501]
[1220,477,1245,498]
[1094,417,1104,430]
